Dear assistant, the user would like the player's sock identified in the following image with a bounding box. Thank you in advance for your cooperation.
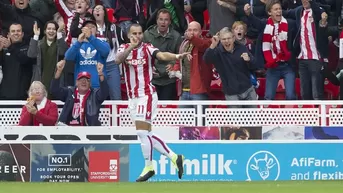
[149,132,175,160]
[137,130,153,167]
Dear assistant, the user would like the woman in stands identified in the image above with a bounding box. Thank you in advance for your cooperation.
[19,81,58,126]
[93,4,126,100]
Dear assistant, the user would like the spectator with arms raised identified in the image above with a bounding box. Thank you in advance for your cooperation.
[169,21,212,102]
[203,27,258,108]
[65,18,110,88]
[27,20,68,97]
[283,0,328,100]
[0,23,35,100]
[0,0,44,44]
[51,60,109,126]
[55,0,92,46]
[244,0,296,100]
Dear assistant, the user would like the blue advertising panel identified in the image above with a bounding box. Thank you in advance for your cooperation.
[31,144,129,182]
[129,143,343,181]
[305,127,343,140]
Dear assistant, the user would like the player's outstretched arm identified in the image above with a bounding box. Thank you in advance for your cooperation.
[115,45,135,64]
[156,52,191,62]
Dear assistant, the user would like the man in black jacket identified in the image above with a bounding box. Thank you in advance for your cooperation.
[0,0,44,44]
[51,60,109,126]
[203,28,258,108]
[0,23,35,100]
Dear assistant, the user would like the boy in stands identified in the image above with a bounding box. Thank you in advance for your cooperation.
[55,0,92,46]
[115,23,190,182]
[232,21,260,89]
[232,21,254,52]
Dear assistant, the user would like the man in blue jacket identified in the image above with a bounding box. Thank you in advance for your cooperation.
[51,60,109,126]
[65,18,110,88]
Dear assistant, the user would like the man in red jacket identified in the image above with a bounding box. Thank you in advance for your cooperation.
[169,21,212,103]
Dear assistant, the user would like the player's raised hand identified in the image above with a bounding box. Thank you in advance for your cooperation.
[56,60,66,72]
[244,4,251,16]
[97,62,104,74]
[129,35,139,48]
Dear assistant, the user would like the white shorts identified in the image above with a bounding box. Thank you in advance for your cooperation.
[128,93,158,123]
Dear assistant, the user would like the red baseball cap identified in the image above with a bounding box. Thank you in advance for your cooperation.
[77,71,91,80]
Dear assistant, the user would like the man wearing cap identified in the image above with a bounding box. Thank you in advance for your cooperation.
[50,60,109,126]
[65,18,110,88]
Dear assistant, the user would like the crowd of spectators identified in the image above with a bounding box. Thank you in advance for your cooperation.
[0,0,342,107]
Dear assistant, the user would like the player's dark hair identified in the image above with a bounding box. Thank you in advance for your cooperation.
[128,23,142,33]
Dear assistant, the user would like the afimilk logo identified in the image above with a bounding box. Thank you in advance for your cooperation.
[246,150,280,181]
[154,154,236,176]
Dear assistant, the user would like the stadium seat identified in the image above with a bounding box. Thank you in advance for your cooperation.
[324,78,340,100]
[203,10,210,30]
[120,76,128,101]
[106,8,115,23]
[295,78,301,99]
[256,78,266,100]
[202,30,211,38]
[261,105,281,108]
[283,104,316,108]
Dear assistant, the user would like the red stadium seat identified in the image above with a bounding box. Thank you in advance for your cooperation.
[256,78,266,100]
[324,78,340,100]
[295,78,301,99]
[202,30,211,38]
[203,10,210,30]
[283,104,316,108]
[120,76,128,100]
[106,8,115,23]
[263,105,281,108]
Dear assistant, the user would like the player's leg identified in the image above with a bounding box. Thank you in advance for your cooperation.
[148,93,185,179]
[129,96,155,182]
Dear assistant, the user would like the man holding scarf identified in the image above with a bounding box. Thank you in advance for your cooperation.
[244,0,296,100]
[51,60,109,126]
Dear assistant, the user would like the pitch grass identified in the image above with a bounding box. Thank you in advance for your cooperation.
[2,181,343,193]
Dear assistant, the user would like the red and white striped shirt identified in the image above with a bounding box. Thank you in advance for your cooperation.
[298,9,320,60]
[118,43,158,98]
[54,0,83,46]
